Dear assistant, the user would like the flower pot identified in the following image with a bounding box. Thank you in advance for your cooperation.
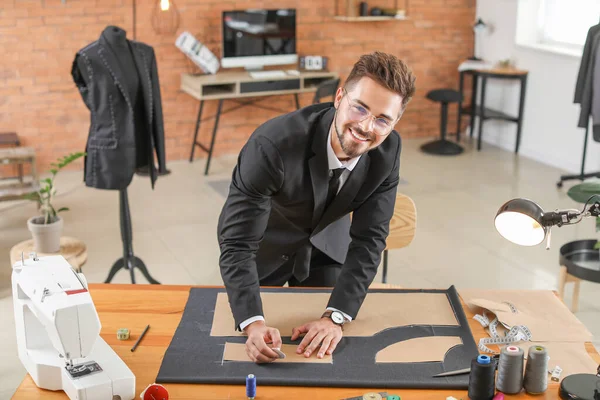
[27,215,63,253]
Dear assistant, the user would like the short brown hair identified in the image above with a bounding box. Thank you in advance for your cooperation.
[345,51,416,113]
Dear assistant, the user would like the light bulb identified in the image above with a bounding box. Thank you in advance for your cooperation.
[160,0,170,11]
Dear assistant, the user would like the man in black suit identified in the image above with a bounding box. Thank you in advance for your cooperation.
[217,52,416,363]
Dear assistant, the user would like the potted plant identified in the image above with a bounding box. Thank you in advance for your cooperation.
[25,152,85,253]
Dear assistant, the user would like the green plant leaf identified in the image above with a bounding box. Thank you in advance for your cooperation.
[595,241,600,249]
[57,207,69,213]
[567,181,600,203]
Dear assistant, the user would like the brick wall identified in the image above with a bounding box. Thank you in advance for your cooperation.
[0,0,475,174]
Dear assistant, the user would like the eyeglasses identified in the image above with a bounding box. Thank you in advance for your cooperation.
[342,88,396,136]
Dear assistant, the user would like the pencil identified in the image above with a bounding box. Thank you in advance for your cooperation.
[131,324,150,352]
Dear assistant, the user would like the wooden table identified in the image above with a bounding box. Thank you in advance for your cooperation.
[12,284,600,399]
[10,236,87,272]
[456,65,528,153]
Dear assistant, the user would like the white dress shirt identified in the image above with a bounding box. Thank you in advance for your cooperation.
[239,128,361,331]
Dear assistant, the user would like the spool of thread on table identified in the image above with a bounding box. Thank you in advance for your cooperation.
[523,345,549,394]
[246,374,256,399]
[497,345,524,394]
[468,354,496,400]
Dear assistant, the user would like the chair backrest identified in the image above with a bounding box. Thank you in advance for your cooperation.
[385,193,417,250]
[312,78,340,104]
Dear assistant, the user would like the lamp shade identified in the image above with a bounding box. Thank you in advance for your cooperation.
[494,198,547,246]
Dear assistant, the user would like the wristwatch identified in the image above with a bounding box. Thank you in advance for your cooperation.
[321,310,347,328]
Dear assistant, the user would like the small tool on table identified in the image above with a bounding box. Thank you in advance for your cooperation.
[432,354,500,377]
[131,324,150,352]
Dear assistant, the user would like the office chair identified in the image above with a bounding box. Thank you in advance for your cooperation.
[381,193,417,284]
[313,78,340,104]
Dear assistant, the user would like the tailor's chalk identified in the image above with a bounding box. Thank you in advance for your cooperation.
[272,347,286,359]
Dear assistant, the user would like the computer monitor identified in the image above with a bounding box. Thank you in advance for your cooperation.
[221,8,297,70]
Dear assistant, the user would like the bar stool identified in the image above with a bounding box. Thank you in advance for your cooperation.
[421,89,464,155]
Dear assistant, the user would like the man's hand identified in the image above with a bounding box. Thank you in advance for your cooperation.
[291,318,342,359]
[244,321,282,364]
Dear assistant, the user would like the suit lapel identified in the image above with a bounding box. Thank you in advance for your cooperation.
[97,41,133,113]
[309,108,334,229]
[313,155,370,236]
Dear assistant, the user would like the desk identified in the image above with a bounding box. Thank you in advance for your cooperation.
[181,70,339,175]
[456,67,528,153]
[12,284,600,399]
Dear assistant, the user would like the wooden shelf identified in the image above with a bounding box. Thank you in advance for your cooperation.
[334,15,407,21]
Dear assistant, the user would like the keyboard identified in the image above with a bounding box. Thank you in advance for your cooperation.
[249,70,287,79]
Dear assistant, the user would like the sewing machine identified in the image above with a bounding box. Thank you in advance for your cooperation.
[12,253,135,399]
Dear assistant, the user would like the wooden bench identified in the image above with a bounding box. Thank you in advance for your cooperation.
[0,147,39,202]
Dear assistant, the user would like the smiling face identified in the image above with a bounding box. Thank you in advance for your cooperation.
[331,76,404,160]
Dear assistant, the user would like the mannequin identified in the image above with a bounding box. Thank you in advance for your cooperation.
[102,26,140,101]
[72,25,167,284]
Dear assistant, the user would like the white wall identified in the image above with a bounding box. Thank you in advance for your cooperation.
[473,0,598,175]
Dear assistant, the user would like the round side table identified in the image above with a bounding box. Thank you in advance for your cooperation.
[558,239,600,313]
[10,236,87,272]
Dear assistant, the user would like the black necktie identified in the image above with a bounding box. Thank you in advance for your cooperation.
[325,168,345,210]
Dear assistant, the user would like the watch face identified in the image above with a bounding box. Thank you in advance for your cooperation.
[331,311,344,324]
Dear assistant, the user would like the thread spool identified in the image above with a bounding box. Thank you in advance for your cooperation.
[523,345,549,394]
[497,345,524,394]
[468,354,496,400]
[246,374,256,400]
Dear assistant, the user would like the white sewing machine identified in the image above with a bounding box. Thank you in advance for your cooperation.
[12,253,135,399]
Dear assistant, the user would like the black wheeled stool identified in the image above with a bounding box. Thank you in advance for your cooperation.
[421,89,464,155]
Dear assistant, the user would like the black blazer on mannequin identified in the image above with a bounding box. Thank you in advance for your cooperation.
[71,25,167,190]
[217,102,401,329]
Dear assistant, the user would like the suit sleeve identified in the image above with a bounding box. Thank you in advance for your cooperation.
[71,53,91,107]
[217,135,284,330]
[150,48,167,174]
[326,135,401,319]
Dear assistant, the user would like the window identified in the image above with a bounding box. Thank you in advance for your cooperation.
[537,0,600,49]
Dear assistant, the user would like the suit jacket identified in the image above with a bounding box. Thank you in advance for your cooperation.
[217,102,401,329]
[574,23,600,134]
[71,28,167,190]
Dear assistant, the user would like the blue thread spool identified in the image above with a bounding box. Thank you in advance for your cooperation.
[478,355,491,364]
[246,374,256,399]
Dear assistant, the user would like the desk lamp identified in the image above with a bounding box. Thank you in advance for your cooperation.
[494,196,600,400]
[470,18,487,61]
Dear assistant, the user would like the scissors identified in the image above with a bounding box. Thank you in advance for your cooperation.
[432,354,500,377]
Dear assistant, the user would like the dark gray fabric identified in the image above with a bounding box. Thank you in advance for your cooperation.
[155,286,479,389]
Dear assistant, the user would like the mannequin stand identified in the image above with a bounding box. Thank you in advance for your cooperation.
[557,120,600,188]
[104,189,160,284]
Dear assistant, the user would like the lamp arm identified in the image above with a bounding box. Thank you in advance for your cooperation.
[541,200,600,228]
[541,209,583,227]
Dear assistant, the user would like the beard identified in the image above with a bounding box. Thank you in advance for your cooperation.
[334,112,375,159]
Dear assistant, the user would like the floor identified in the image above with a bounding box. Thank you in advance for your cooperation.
[2,136,600,397]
